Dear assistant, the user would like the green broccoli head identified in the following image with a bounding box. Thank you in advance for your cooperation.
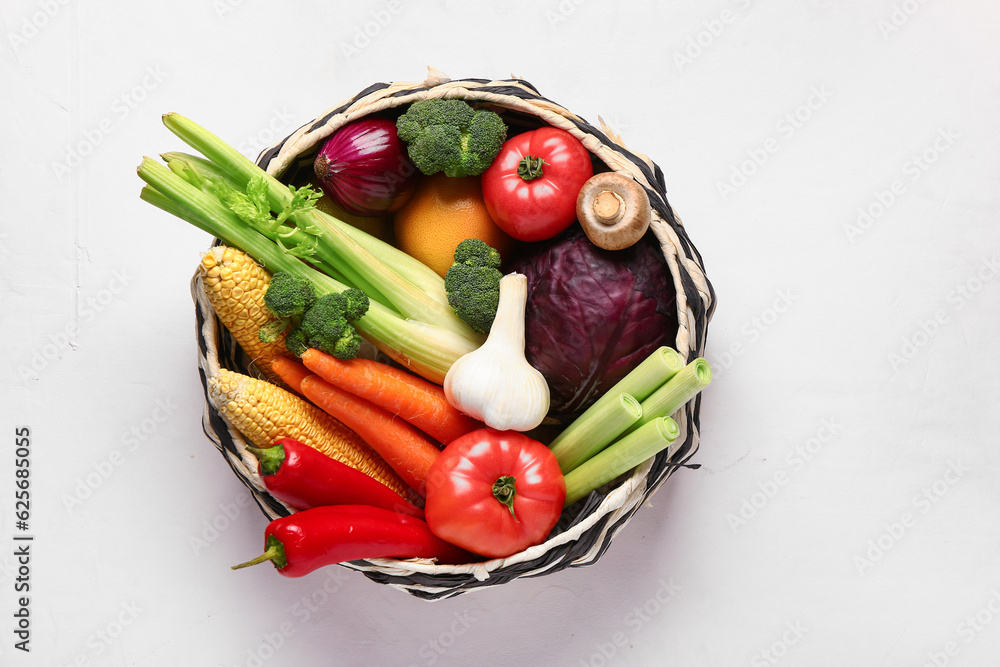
[337,287,370,322]
[283,326,310,357]
[263,272,317,318]
[396,99,507,178]
[444,238,503,334]
[453,237,502,270]
[296,288,370,360]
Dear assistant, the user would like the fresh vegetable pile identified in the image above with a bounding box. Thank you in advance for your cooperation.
[140,92,711,578]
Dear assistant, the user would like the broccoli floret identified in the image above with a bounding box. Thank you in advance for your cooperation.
[263,272,316,318]
[296,289,370,360]
[282,326,310,357]
[259,273,370,359]
[257,319,287,345]
[259,272,317,344]
[337,288,371,322]
[396,99,507,178]
[453,237,502,269]
[444,239,503,334]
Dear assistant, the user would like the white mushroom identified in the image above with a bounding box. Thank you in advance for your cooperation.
[575,172,652,250]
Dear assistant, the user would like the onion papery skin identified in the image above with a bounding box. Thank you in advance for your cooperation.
[314,119,420,217]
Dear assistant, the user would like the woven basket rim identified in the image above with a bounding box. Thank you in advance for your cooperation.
[194,71,715,599]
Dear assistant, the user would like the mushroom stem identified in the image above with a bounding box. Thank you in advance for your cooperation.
[592,190,625,224]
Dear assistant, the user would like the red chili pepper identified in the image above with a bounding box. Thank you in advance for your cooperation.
[246,438,424,518]
[231,505,471,577]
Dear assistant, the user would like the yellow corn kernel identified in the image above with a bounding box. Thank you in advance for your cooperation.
[207,369,411,497]
[199,246,285,382]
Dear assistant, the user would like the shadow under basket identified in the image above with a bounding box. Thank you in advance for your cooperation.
[193,72,716,600]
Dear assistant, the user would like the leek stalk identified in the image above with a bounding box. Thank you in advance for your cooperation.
[625,358,712,435]
[563,417,680,506]
[548,346,685,473]
[548,393,643,474]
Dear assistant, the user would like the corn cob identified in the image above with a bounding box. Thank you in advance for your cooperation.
[207,368,411,497]
[199,246,286,382]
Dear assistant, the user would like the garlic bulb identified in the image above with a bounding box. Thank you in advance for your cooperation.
[444,273,550,431]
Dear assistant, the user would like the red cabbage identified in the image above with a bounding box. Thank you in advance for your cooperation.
[507,227,678,424]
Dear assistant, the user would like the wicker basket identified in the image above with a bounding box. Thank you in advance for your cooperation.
[193,70,716,600]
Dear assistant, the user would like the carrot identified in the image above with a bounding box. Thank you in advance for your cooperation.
[299,374,440,496]
[270,356,312,394]
[300,349,482,445]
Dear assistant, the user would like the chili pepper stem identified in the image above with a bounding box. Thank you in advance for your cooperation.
[244,444,286,477]
[231,535,287,571]
[493,475,518,522]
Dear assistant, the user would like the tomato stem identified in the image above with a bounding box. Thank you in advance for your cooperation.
[517,156,547,181]
[492,475,518,522]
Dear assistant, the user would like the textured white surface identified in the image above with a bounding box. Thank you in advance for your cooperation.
[3,1,999,665]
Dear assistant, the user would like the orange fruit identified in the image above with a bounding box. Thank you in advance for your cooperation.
[393,174,514,277]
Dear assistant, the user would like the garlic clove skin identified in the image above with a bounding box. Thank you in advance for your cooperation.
[444,273,550,432]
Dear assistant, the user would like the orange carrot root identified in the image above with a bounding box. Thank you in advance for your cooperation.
[299,374,440,496]
[269,356,313,395]
[300,349,482,445]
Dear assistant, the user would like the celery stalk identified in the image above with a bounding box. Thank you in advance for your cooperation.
[137,157,477,383]
[563,417,680,506]
[163,151,449,312]
[548,393,643,474]
[156,155,358,289]
[160,113,479,344]
[166,147,447,305]
[327,211,449,306]
[626,358,712,434]
[138,159,329,283]
[160,137,400,317]
[141,183,354,287]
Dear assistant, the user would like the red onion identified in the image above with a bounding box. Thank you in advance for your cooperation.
[313,118,420,217]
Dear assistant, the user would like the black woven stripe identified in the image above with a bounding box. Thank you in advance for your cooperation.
[355,504,621,599]
[348,485,637,598]
[670,225,714,323]
[198,366,236,458]
[306,82,393,134]
[195,304,208,357]
[255,145,284,172]
[201,395,292,521]
[256,82,396,168]
[253,119,313,167]
[646,423,698,491]
[496,78,542,95]
[459,83,557,104]
[271,154,319,187]
[195,289,293,520]
[580,501,647,567]
[674,268,710,357]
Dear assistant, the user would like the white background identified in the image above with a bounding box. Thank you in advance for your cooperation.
[2,1,999,665]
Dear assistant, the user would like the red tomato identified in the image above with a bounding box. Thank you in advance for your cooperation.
[481,127,594,242]
[424,428,566,559]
